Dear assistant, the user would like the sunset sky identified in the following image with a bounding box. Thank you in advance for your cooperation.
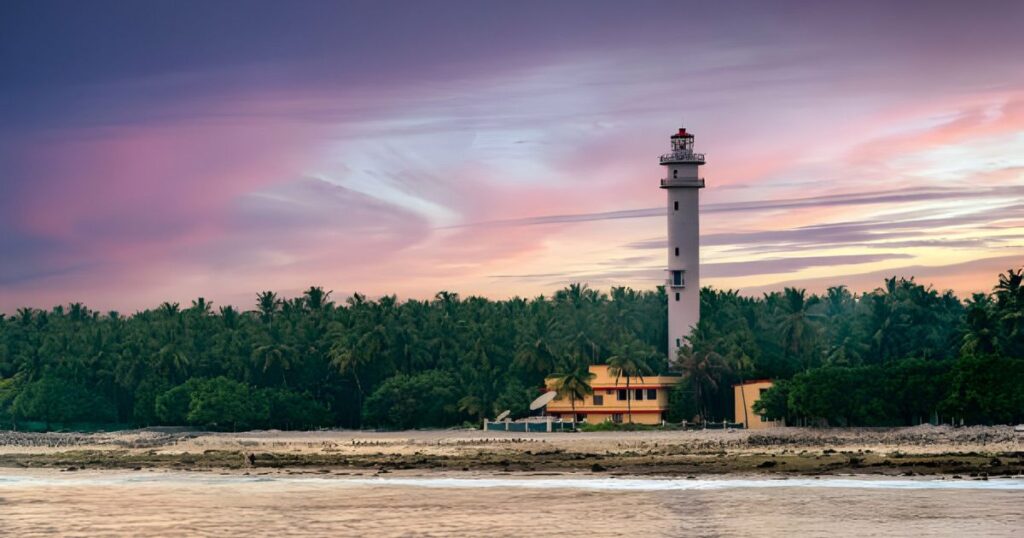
[2,1,1023,312]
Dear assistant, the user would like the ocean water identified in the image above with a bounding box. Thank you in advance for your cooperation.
[0,471,1020,536]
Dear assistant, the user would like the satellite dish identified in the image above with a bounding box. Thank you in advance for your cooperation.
[496,410,511,421]
[529,391,557,411]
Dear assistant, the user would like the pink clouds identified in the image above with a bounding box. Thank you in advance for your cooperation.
[3,2,1024,311]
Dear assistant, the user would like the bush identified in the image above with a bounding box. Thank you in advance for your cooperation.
[492,379,534,419]
[186,377,269,431]
[155,379,203,425]
[12,376,116,426]
[942,353,1024,425]
[666,378,700,423]
[362,370,461,429]
[752,380,790,422]
[578,421,658,432]
[262,388,332,430]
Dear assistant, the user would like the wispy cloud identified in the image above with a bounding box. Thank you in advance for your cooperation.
[454,184,1024,229]
[2,2,1023,310]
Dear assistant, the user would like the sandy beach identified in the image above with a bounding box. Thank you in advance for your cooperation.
[0,426,1022,536]
[0,469,1021,537]
[0,425,1020,477]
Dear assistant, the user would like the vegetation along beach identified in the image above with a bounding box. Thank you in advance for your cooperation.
[2,270,1023,431]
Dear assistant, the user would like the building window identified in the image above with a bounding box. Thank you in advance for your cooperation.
[674,201,679,211]
[647,389,657,400]
[675,247,679,256]
[675,292,680,301]
[593,395,604,406]
[634,389,644,401]
[759,388,768,396]
[617,389,627,401]
[612,413,623,424]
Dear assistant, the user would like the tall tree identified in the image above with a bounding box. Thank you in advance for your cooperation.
[607,345,653,424]
[548,367,595,424]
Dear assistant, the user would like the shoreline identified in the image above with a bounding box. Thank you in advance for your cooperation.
[1,425,1020,478]
[2,467,1023,489]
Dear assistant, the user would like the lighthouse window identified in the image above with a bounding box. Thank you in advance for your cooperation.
[673,170,678,179]
[671,270,684,287]
[674,247,679,256]
[674,201,679,211]
[675,292,680,301]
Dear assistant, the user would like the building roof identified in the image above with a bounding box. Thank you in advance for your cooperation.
[732,378,774,387]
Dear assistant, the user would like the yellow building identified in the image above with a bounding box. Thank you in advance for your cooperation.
[545,365,681,425]
[733,379,782,429]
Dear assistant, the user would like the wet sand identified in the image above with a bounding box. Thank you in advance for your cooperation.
[0,470,1021,537]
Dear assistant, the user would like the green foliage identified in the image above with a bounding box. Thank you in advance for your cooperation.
[0,267,1021,430]
[262,388,332,430]
[132,378,172,426]
[155,379,202,425]
[751,379,790,422]
[666,377,700,423]
[786,366,895,426]
[548,367,595,420]
[186,377,268,431]
[942,353,1024,425]
[0,377,18,425]
[362,370,462,429]
[492,379,534,419]
[578,421,657,432]
[12,376,116,425]
[770,360,955,426]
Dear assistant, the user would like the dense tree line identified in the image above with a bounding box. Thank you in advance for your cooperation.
[0,285,666,430]
[693,269,1024,426]
[0,269,1021,430]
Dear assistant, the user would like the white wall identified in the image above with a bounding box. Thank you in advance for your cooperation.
[663,161,702,356]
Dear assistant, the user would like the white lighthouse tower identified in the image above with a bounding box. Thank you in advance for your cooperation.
[659,127,705,356]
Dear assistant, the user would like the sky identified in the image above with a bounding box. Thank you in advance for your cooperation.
[2,0,1024,313]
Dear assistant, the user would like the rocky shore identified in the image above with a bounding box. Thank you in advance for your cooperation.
[0,425,1020,477]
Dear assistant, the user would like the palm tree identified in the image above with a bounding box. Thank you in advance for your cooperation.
[607,345,653,424]
[961,293,996,355]
[190,297,213,316]
[303,286,333,311]
[457,395,487,421]
[155,343,190,382]
[675,328,730,423]
[778,288,822,370]
[514,315,561,374]
[993,268,1024,356]
[253,338,294,386]
[548,367,595,424]
[256,291,281,325]
[157,302,180,318]
[329,324,386,398]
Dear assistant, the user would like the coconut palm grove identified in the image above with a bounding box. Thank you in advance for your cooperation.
[1,268,1022,431]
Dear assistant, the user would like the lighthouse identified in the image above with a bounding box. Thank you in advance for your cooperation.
[659,127,705,356]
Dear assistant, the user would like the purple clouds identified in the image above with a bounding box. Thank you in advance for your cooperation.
[2,1,1023,311]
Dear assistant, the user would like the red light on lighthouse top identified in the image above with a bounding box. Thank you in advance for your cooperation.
[670,128,694,139]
